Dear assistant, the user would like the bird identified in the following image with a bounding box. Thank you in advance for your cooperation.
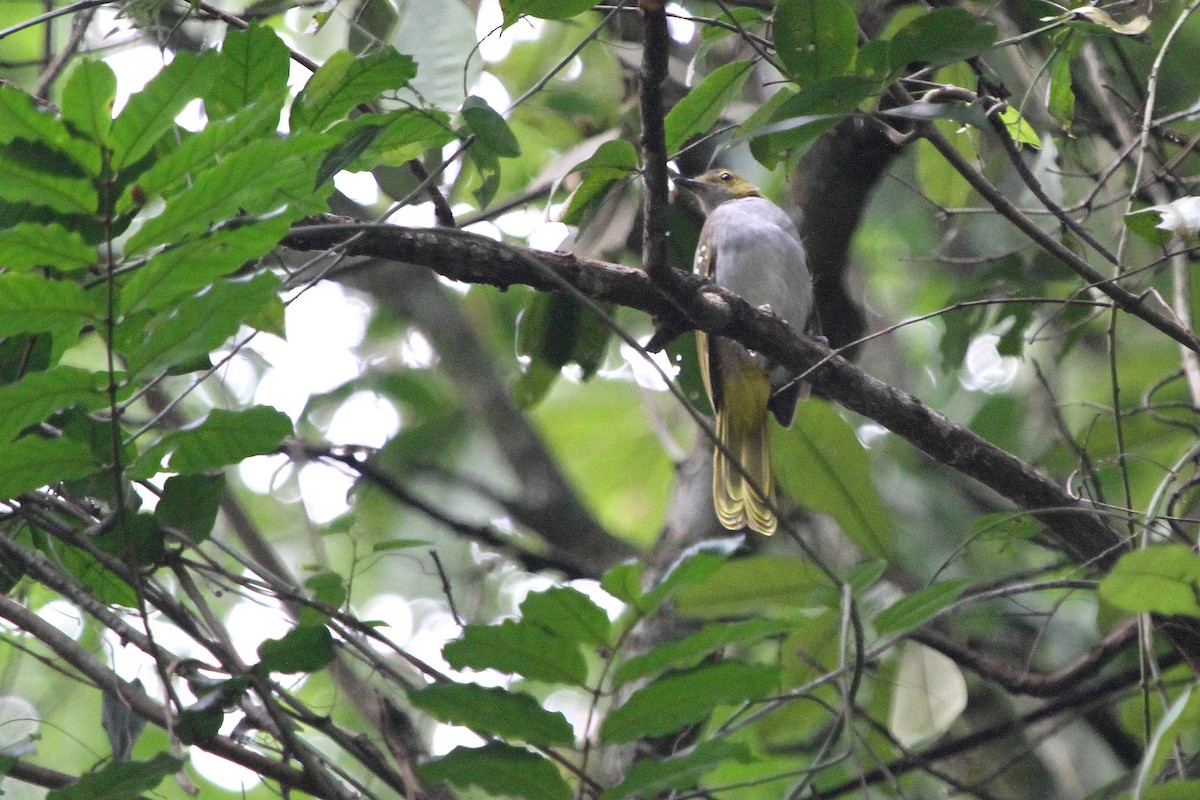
[675,169,814,535]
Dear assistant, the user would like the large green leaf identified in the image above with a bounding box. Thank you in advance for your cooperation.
[0,223,96,272]
[462,95,522,158]
[773,0,858,85]
[0,275,96,338]
[0,437,98,500]
[421,743,570,800]
[155,472,224,542]
[122,271,282,378]
[204,24,291,119]
[60,60,116,150]
[613,618,793,689]
[125,135,328,253]
[407,683,575,746]
[771,399,890,558]
[673,555,827,619]
[500,0,596,27]
[1099,545,1200,617]
[664,60,753,155]
[0,366,105,443]
[110,51,217,172]
[443,619,588,685]
[135,405,293,477]
[520,586,612,646]
[256,624,335,674]
[874,581,969,636]
[119,217,291,317]
[0,84,99,174]
[290,48,418,132]
[344,108,455,169]
[0,152,96,216]
[600,661,780,743]
[888,8,998,70]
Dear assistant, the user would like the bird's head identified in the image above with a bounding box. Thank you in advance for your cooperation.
[675,169,763,212]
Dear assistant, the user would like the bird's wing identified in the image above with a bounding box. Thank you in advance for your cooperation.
[694,224,719,409]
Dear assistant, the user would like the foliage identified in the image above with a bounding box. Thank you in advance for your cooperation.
[0,1,1199,799]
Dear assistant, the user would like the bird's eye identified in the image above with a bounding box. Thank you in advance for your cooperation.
[719,172,732,182]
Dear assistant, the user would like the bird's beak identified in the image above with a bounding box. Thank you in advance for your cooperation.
[674,176,701,191]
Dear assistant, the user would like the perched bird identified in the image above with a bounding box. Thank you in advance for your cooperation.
[675,169,814,535]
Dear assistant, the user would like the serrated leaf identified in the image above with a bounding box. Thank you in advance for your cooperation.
[60,60,116,149]
[462,95,521,158]
[889,642,967,747]
[664,60,753,155]
[600,661,780,743]
[0,437,97,500]
[0,275,96,338]
[256,624,335,674]
[642,536,743,613]
[125,135,328,254]
[421,743,570,800]
[1099,545,1200,616]
[205,24,291,119]
[520,586,611,646]
[155,472,224,542]
[0,85,100,175]
[875,581,969,636]
[773,0,858,85]
[0,223,95,273]
[673,555,826,619]
[888,8,997,69]
[613,618,793,689]
[0,366,104,443]
[46,752,182,800]
[291,48,418,132]
[443,620,588,685]
[345,108,455,169]
[147,405,293,476]
[124,94,288,209]
[599,562,643,606]
[111,51,216,172]
[601,740,754,800]
[771,399,890,558]
[119,217,291,317]
[122,272,282,379]
[408,683,574,746]
[0,153,96,216]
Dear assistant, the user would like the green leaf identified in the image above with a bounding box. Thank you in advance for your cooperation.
[600,661,780,743]
[290,48,418,132]
[571,139,639,174]
[111,51,216,172]
[122,271,282,379]
[1099,545,1200,616]
[499,0,596,27]
[875,581,969,636]
[343,108,455,169]
[421,743,570,800]
[673,555,827,619]
[46,752,183,800]
[0,84,99,174]
[0,152,96,216]
[0,437,98,500]
[60,60,117,149]
[613,618,793,689]
[1141,780,1200,800]
[204,24,291,119]
[119,217,291,317]
[771,399,890,558]
[317,122,387,188]
[148,405,293,476]
[0,275,96,338]
[601,740,754,800]
[125,134,328,253]
[124,94,288,209]
[642,537,743,613]
[256,624,335,674]
[94,511,167,567]
[155,472,224,542]
[0,223,96,273]
[1047,32,1079,131]
[888,8,997,69]
[462,95,521,158]
[600,562,643,606]
[773,0,858,85]
[0,367,105,443]
[998,106,1042,149]
[443,620,588,685]
[520,586,611,646]
[664,60,753,155]
[407,683,574,746]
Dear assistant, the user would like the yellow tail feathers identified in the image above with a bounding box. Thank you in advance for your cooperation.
[712,370,777,535]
